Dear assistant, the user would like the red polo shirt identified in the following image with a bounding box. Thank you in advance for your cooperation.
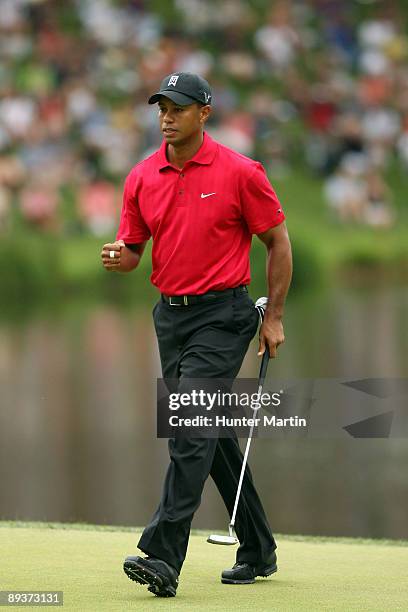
[116,132,285,295]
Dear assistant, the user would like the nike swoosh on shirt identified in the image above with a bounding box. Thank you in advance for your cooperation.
[201,192,216,199]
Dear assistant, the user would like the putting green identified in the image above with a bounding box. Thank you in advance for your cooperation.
[1,523,407,611]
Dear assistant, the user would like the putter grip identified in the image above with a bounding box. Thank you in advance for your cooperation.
[259,346,270,386]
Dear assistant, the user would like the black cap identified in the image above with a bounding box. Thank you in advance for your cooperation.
[148,72,212,106]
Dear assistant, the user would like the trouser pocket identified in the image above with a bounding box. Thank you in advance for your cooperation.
[232,295,259,336]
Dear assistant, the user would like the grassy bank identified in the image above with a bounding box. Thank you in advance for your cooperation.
[1,169,407,305]
[1,522,407,611]
[272,166,408,282]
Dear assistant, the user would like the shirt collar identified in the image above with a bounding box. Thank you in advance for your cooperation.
[157,132,218,171]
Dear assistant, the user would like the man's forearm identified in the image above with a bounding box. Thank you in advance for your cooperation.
[117,244,143,273]
[255,224,292,357]
[265,234,292,319]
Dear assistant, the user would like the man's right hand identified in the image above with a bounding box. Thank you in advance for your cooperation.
[101,240,141,273]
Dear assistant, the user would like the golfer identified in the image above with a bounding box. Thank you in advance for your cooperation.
[101,72,292,598]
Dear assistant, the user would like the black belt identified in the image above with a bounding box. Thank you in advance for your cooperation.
[162,285,247,306]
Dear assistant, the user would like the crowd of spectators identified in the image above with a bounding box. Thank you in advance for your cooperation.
[1,0,407,235]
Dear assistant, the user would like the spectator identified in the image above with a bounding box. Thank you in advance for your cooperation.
[0,0,407,234]
[20,179,60,232]
[78,179,118,236]
[324,153,368,223]
[255,1,302,73]
[363,169,395,228]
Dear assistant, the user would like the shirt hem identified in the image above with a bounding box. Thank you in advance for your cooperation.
[249,215,286,235]
[116,234,150,243]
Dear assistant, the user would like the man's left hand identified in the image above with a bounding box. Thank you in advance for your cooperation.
[258,314,285,358]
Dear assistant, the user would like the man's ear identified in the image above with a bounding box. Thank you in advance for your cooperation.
[200,105,212,123]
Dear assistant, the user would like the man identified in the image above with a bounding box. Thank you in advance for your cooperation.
[101,72,292,598]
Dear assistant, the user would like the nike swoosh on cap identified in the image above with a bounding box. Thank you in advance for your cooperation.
[201,192,216,199]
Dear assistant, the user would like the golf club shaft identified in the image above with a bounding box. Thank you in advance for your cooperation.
[230,347,270,529]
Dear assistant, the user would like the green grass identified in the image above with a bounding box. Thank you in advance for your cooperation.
[273,168,408,272]
[46,168,408,286]
[59,169,408,284]
[1,167,407,305]
[1,523,407,611]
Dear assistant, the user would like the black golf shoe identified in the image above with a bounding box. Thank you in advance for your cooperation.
[123,555,179,597]
[221,554,277,585]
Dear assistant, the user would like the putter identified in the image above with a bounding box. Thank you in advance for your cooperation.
[207,297,270,545]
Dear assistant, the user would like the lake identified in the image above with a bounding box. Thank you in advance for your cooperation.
[0,285,407,540]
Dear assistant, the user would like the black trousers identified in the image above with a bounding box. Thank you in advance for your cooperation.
[138,290,277,573]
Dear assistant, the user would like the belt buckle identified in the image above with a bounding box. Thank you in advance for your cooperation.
[169,297,181,307]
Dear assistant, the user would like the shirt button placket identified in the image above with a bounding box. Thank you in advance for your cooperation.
[177,171,185,205]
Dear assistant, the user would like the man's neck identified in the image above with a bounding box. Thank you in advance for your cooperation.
[167,132,204,169]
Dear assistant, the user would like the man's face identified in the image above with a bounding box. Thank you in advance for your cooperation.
[158,96,211,145]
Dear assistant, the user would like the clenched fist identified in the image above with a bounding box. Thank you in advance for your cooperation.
[100,240,141,273]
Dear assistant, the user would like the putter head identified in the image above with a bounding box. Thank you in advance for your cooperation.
[207,524,238,545]
[255,297,268,324]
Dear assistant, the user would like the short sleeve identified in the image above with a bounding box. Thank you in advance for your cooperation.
[240,162,285,234]
[116,171,151,243]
